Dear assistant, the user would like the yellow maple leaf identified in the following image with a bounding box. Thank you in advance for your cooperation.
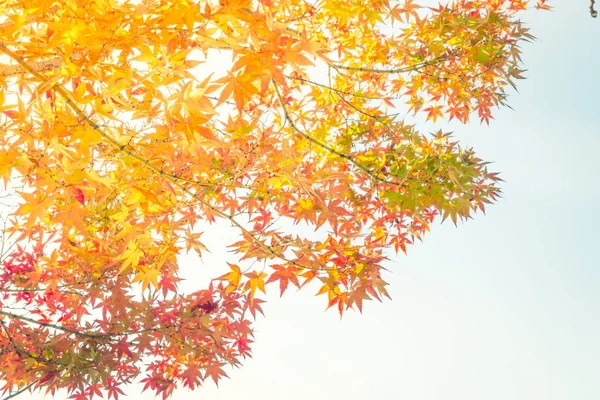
[133,267,160,292]
[244,271,267,298]
[216,263,241,293]
[15,192,53,225]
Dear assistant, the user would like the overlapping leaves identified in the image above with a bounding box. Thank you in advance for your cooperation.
[0,0,547,398]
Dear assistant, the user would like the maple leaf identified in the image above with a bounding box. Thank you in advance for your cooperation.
[181,364,203,390]
[216,263,242,293]
[265,265,300,296]
[205,363,228,386]
[184,229,209,258]
[243,296,265,318]
[423,105,444,123]
[71,187,85,206]
[133,266,161,292]
[243,271,267,298]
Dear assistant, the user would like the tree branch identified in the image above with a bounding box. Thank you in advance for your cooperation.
[0,310,109,339]
[0,41,323,273]
[1,381,37,400]
[272,79,408,188]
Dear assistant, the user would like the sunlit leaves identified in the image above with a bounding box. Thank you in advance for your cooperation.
[266,265,301,296]
[217,263,242,293]
[0,0,548,398]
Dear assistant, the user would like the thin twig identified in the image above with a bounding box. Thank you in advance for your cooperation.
[0,310,109,339]
[272,79,409,188]
[1,381,37,400]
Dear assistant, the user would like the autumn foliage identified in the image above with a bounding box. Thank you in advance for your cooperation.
[0,0,549,398]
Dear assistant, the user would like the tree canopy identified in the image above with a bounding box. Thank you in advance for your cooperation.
[0,0,549,399]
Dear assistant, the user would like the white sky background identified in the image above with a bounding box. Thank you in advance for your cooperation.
[14,1,600,399]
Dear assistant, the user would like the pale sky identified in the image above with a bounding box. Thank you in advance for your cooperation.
[17,2,600,400]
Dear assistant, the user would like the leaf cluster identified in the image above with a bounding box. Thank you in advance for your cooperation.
[0,0,547,398]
